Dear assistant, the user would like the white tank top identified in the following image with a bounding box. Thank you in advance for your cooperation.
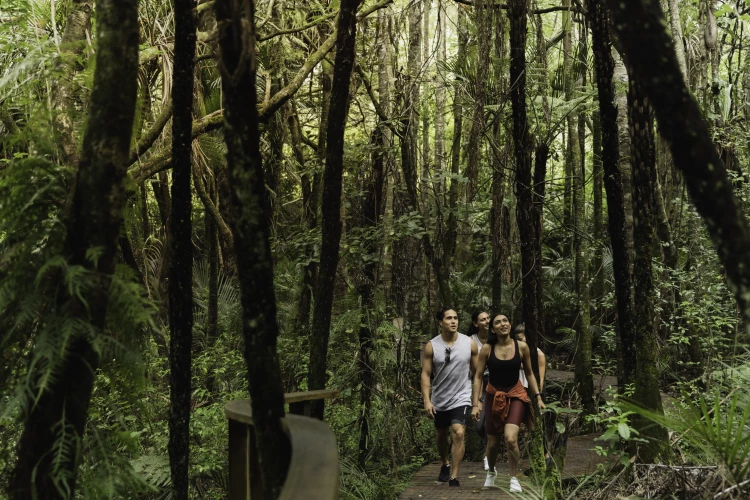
[429,333,473,411]
[520,348,543,388]
[472,334,490,377]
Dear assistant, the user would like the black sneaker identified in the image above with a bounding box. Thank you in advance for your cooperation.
[449,478,460,487]
[438,464,450,482]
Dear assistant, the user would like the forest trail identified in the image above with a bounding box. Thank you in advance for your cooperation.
[398,432,608,499]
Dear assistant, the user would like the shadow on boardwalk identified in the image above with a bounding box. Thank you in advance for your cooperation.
[398,433,609,500]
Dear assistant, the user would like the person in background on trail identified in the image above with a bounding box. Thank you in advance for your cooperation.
[467,310,492,471]
[421,307,479,488]
[472,313,545,493]
[515,324,546,392]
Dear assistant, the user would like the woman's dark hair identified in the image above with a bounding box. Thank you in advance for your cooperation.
[487,312,511,345]
[466,310,487,338]
[435,306,456,322]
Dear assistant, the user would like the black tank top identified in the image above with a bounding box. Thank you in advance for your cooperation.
[487,339,522,388]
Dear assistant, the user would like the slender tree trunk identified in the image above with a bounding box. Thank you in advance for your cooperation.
[434,3,446,193]
[215,0,290,497]
[421,0,431,207]
[308,0,364,420]
[592,112,605,307]
[168,1,197,496]
[666,0,688,81]
[356,126,386,466]
[490,11,507,312]
[465,0,491,202]
[606,0,750,338]
[289,98,318,343]
[574,19,594,419]
[445,7,467,268]
[627,77,669,462]
[588,0,637,389]
[508,0,547,486]
[10,1,139,496]
[562,0,575,232]
[207,177,219,344]
[614,51,635,272]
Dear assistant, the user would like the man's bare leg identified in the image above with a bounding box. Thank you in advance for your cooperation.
[450,423,466,478]
[437,428,450,465]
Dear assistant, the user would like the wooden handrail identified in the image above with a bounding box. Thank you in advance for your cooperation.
[283,389,340,404]
[278,415,338,500]
[226,390,341,499]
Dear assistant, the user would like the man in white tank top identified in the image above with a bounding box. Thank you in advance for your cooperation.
[421,307,479,487]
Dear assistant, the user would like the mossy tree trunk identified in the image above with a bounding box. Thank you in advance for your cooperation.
[465,0,491,202]
[606,0,750,338]
[356,126,387,466]
[627,76,669,463]
[588,0,637,389]
[574,19,594,419]
[308,0,364,420]
[508,0,548,489]
[10,1,139,496]
[214,0,290,497]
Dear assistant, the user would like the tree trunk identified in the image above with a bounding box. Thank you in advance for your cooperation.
[10,1,139,496]
[52,0,94,167]
[592,112,605,307]
[588,0,637,389]
[168,1,197,495]
[465,0,491,202]
[614,51,635,272]
[434,3,446,193]
[574,19,594,419]
[562,0,574,232]
[289,98,318,343]
[627,77,669,462]
[308,0,363,420]
[666,0,687,81]
[508,0,546,486]
[606,0,750,338]
[445,7,467,268]
[490,11,508,312]
[356,126,386,466]
[421,0,431,207]
[215,0,290,497]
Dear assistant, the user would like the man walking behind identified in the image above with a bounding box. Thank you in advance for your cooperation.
[421,307,478,487]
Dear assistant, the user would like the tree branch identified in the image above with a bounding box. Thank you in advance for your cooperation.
[128,98,173,164]
[127,0,393,184]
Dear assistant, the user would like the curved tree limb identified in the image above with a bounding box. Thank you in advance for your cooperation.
[128,0,393,184]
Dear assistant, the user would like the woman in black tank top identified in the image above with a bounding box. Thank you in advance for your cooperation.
[470,313,546,493]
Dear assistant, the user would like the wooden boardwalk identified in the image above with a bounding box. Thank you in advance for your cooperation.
[398,433,609,499]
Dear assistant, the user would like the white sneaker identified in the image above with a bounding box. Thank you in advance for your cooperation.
[483,456,489,471]
[510,476,522,493]
[483,471,498,489]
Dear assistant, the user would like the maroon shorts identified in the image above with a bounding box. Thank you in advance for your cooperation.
[486,397,526,436]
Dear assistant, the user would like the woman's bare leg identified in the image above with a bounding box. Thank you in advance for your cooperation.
[504,424,521,477]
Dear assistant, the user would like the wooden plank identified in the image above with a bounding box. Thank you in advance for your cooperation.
[283,389,340,404]
[225,391,340,425]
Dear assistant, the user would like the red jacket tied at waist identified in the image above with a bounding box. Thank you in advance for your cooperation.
[486,380,535,432]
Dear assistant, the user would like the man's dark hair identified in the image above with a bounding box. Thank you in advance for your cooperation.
[435,307,456,322]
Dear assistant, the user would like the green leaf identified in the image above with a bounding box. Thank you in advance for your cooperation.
[556,422,566,434]
[618,422,631,440]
